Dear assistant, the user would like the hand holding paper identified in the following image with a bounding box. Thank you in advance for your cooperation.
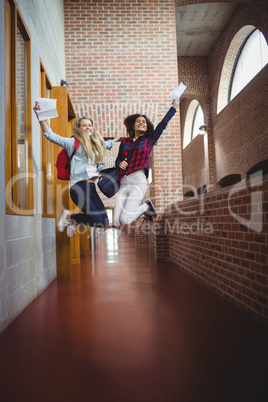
[169,82,187,100]
[35,97,58,121]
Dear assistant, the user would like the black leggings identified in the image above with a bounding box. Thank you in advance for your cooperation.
[70,181,109,228]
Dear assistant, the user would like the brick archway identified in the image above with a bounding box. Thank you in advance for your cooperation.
[217,25,255,114]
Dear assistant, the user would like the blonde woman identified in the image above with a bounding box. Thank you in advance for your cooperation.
[33,102,117,236]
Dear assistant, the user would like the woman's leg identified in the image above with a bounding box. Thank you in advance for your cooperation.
[113,170,148,227]
[70,181,109,228]
[113,179,129,227]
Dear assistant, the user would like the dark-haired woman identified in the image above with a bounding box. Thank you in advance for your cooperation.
[113,99,179,227]
[33,102,119,236]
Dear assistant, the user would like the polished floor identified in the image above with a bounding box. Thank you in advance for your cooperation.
[0,229,267,402]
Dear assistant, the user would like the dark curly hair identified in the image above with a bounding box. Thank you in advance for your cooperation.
[124,114,154,138]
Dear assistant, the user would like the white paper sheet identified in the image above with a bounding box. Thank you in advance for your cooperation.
[169,82,187,100]
[35,97,58,121]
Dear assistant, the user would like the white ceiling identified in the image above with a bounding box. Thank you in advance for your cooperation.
[175,2,237,56]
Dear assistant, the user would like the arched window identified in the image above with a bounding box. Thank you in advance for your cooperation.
[183,100,205,148]
[218,174,241,188]
[217,26,268,113]
[184,191,195,198]
[247,159,268,178]
[191,104,205,140]
[197,185,207,195]
[229,29,268,101]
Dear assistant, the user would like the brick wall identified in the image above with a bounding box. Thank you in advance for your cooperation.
[168,1,268,325]
[182,134,207,194]
[64,0,182,257]
[178,56,215,193]
[178,4,268,194]
[175,0,268,7]
[214,66,268,184]
[210,5,268,184]
[209,3,268,119]
[166,173,268,326]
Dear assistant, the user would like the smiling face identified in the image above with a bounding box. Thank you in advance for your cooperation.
[134,116,147,134]
[79,118,93,136]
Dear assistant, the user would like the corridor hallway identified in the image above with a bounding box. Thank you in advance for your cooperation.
[0,229,267,402]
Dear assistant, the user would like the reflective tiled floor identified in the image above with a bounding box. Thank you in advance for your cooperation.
[0,229,267,402]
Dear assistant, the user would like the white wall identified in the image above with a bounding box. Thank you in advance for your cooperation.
[0,0,7,331]
[0,0,65,333]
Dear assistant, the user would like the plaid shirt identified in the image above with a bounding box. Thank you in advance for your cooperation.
[115,106,176,180]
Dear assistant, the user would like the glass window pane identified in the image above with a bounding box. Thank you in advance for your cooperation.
[241,30,262,85]
[16,22,29,210]
[41,72,54,216]
[183,99,199,148]
[230,58,243,99]
[191,105,204,140]
[230,30,268,100]
[45,118,54,214]
[260,32,268,66]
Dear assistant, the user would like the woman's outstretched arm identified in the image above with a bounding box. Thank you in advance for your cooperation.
[33,102,50,133]
[151,99,180,143]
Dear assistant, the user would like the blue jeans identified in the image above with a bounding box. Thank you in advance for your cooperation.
[70,181,109,228]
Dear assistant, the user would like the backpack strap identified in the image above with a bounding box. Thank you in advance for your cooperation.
[126,136,142,164]
[64,137,80,169]
[74,137,80,150]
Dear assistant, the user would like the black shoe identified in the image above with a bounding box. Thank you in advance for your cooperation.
[144,199,157,221]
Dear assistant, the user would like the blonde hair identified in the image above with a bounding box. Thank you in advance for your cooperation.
[71,117,106,164]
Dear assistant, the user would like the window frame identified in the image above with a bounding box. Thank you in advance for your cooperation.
[191,103,204,141]
[183,100,205,149]
[40,61,55,217]
[5,0,33,215]
[228,29,268,102]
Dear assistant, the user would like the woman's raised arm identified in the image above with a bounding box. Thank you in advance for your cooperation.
[33,102,50,133]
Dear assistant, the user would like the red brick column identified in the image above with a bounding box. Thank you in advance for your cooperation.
[178,57,215,192]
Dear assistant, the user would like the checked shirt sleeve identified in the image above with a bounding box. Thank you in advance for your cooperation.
[115,141,125,168]
[150,106,177,144]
